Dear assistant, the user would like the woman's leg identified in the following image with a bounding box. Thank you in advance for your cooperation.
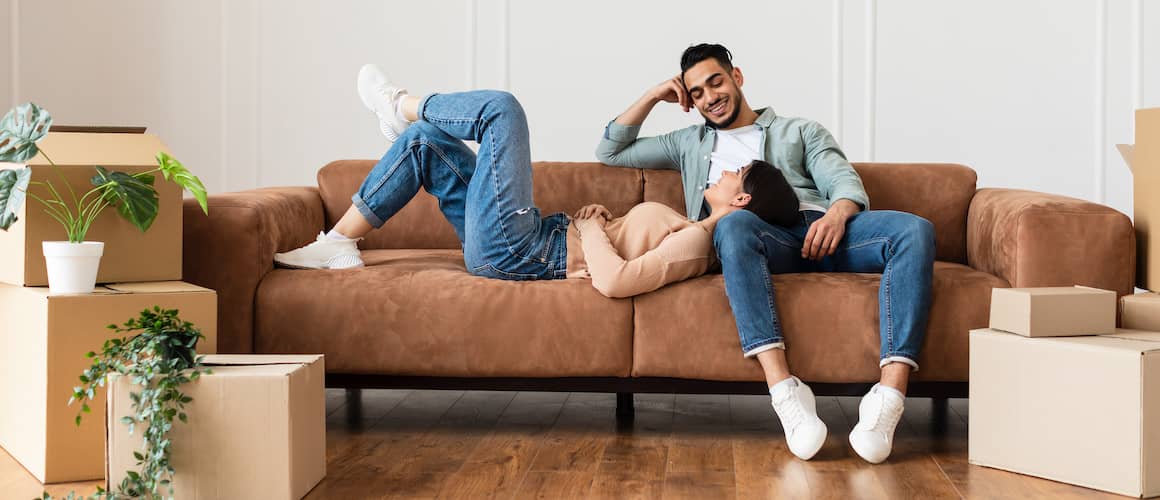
[417,90,566,278]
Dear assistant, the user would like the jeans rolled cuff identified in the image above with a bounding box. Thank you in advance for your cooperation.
[350,194,385,228]
[744,342,785,359]
[416,93,438,122]
[879,355,919,372]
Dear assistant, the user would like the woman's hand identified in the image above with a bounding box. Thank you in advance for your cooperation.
[574,204,612,221]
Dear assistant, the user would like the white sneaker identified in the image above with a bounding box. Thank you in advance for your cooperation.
[849,384,905,464]
[357,63,410,142]
[770,377,828,460]
[274,232,364,270]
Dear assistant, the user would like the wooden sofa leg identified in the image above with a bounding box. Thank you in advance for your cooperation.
[616,392,635,420]
[932,397,949,435]
[345,388,363,426]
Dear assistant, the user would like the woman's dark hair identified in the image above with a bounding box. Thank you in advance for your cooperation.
[680,43,733,79]
[742,160,800,227]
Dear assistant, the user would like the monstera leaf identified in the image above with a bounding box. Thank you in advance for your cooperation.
[155,152,207,214]
[0,103,53,163]
[0,167,32,230]
[91,166,159,232]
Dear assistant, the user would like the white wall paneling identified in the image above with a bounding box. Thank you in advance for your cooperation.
[2,0,14,113]
[7,0,1158,219]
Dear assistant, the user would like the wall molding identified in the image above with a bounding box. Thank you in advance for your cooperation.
[832,0,843,144]
[1094,0,1107,204]
[9,0,19,106]
[863,0,876,161]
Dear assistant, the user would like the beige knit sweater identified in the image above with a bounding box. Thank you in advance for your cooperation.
[565,202,715,298]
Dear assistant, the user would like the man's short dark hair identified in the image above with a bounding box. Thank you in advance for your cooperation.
[680,43,734,79]
[743,160,800,227]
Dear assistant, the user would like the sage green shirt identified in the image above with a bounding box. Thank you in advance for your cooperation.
[595,107,870,221]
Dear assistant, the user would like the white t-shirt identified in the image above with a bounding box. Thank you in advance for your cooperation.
[708,125,826,214]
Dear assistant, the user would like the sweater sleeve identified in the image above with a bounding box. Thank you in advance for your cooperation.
[575,218,711,299]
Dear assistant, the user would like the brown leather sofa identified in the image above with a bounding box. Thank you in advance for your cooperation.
[182,161,1135,401]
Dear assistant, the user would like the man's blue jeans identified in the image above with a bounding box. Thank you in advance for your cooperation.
[351,90,569,280]
[713,209,935,369]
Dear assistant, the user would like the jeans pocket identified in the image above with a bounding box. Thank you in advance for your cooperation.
[470,263,540,281]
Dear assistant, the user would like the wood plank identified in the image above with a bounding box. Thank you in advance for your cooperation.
[836,395,961,500]
[729,394,814,499]
[437,392,570,499]
[515,471,596,499]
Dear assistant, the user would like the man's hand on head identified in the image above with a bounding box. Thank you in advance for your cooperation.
[801,199,861,261]
[648,75,691,113]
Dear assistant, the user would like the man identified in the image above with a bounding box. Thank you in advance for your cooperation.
[595,43,935,463]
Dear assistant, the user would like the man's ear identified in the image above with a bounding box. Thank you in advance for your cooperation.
[732,192,752,208]
[732,66,744,87]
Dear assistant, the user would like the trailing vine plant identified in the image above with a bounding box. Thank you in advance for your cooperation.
[41,307,211,500]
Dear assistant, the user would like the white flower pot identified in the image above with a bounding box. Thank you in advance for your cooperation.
[42,241,104,294]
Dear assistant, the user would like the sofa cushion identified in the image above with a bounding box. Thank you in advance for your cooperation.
[642,163,977,264]
[317,161,644,250]
[253,249,634,377]
[631,261,1008,383]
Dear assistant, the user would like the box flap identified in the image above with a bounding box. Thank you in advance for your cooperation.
[201,354,324,367]
[1007,286,1115,296]
[1118,144,1135,172]
[104,281,212,294]
[26,132,170,167]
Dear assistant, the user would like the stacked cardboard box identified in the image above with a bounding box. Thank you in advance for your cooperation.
[0,132,212,484]
[106,355,326,499]
[970,286,1160,498]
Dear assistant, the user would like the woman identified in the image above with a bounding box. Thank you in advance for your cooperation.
[274,65,799,297]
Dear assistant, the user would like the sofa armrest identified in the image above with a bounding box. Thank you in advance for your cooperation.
[967,188,1135,296]
[182,187,325,353]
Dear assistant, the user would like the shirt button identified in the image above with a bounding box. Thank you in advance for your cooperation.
[703,155,708,160]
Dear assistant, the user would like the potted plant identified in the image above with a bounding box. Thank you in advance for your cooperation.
[0,102,208,293]
[43,307,211,500]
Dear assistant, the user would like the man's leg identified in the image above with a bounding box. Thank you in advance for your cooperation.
[822,209,935,463]
[713,210,827,461]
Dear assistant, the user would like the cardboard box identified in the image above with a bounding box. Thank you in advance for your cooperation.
[969,328,1160,497]
[0,132,183,286]
[0,281,217,483]
[1118,107,1160,291]
[107,355,326,499]
[1124,292,1160,331]
[989,286,1117,337]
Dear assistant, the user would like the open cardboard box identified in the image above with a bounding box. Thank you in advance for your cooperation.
[0,281,216,483]
[0,131,183,287]
[1117,107,1160,291]
[106,355,325,499]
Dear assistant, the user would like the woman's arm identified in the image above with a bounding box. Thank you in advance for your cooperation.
[575,217,711,299]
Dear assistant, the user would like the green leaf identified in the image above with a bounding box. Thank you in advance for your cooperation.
[0,167,31,230]
[0,103,52,163]
[155,152,207,215]
[90,166,158,232]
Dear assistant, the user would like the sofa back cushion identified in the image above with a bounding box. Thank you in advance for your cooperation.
[642,163,977,264]
[317,160,644,250]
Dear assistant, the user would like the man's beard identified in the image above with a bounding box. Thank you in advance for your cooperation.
[703,96,742,129]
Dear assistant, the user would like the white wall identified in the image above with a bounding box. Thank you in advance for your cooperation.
[5,0,1159,217]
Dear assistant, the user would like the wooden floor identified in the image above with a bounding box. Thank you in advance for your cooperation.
[4,389,1122,499]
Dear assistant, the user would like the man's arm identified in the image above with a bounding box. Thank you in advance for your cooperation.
[802,121,869,211]
[594,76,689,170]
[800,120,870,260]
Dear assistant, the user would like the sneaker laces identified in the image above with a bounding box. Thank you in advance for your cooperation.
[772,390,807,432]
[864,391,904,435]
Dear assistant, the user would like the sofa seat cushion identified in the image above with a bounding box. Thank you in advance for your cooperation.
[631,261,1008,383]
[254,249,634,378]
